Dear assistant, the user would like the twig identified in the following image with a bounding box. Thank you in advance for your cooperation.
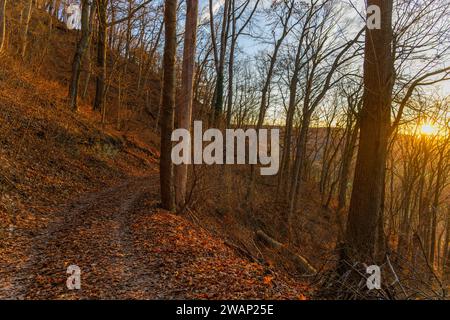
[386,254,408,298]
[415,234,446,298]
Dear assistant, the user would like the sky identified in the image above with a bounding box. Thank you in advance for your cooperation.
[198,0,450,96]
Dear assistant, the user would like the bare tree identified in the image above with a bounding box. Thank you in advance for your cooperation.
[344,0,394,262]
[69,0,95,111]
[20,0,33,58]
[160,0,178,210]
[209,0,231,124]
[174,0,199,210]
[0,0,7,53]
[286,4,364,243]
[93,0,108,112]
[225,0,260,127]
[246,0,295,202]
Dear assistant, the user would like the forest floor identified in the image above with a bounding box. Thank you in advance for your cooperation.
[0,8,312,297]
[1,172,306,299]
[0,55,307,299]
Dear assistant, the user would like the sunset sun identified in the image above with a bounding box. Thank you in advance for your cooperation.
[420,123,439,136]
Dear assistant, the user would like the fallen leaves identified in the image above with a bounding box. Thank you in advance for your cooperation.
[132,212,307,299]
[263,275,274,286]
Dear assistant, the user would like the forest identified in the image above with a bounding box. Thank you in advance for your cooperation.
[0,0,449,301]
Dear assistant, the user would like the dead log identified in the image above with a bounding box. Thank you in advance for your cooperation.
[223,239,258,263]
[255,229,317,275]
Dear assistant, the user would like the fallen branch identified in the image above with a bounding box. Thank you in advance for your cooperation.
[255,230,317,275]
[185,208,258,263]
[223,239,258,263]
[0,172,16,190]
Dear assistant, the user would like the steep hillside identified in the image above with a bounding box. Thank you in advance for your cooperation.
[0,11,308,299]
[0,53,157,296]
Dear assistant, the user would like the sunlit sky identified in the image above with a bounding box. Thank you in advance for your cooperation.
[197,0,450,96]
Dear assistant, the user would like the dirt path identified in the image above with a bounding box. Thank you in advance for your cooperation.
[1,173,306,300]
[6,175,162,299]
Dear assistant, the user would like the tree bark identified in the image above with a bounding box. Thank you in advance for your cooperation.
[211,0,230,124]
[225,0,235,127]
[82,3,97,99]
[174,0,198,210]
[429,147,445,268]
[0,0,7,53]
[53,0,61,18]
[246,1,292,202]
[69,0,94,111]
[20,0,33,58]
[94,0,107,112]
[344,0,394,262]
[443,207,450,278]
[160,0,178,211]
[337,119,359,214]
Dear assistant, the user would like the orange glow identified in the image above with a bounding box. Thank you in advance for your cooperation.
[419,123,439,136]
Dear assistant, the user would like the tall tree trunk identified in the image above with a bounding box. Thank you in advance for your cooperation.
[47,0,53,14]
[125,0,132,61]
[136,9,147,93]
[20,0,33,58]
[174,0,198,210]
[319,125,333,194]
[160,0,177,211]
[344,0,394,262]
[0,0,7,53]
[443,207,450,277]
[278,72,298,193]
[246,3,292,202]
[69,0,94,111]
[53,0,61,18]
[287,110,311,242]
[94,0,107,112]
[429,148,445,268]
[82,2,97,99]
[212,0,230,124]
[337,120,359,215]
[225,0,235,127]
[109,0,115,49]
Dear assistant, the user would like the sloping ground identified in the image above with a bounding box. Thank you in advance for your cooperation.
[0,55,307,299]
[3,175,306,299]
[0,55,157,297]
[189,166,338,279]
[134,213,307,299]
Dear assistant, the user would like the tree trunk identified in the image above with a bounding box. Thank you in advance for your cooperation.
[20,0,33,58]
[212,0,230,124]
[337,120,359,214]
[246,11,290,202]
[225,0,236,127]
[443,207,450,278]
[53,0,61,18]
[344,0,394,262]
[69,0,94,111]
[0,0,7,53]
[174,0,198,210]
[82,2,96,99]
[429,148,445,268]
[160,0,177,211]
[278,73,298,193]
[287,111,311,243]
[94,0,107,112]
